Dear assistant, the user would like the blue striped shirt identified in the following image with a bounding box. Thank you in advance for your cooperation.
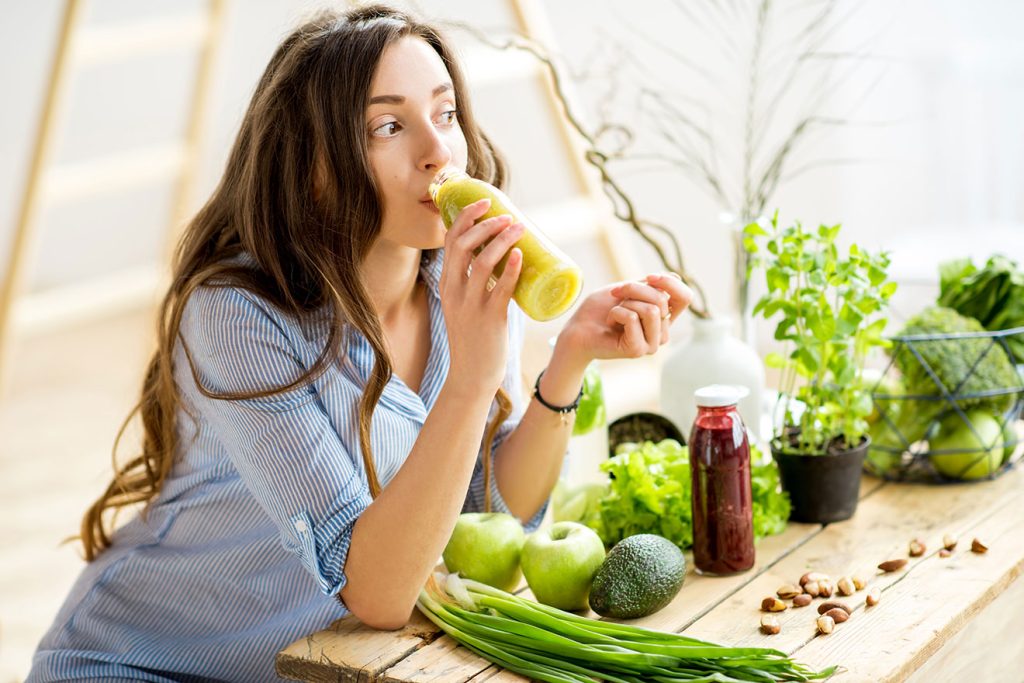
[28,250,548,682]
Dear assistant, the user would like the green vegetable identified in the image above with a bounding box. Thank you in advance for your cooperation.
[938,255,1024,361]
[928,409,1004,480]
[743,214,896,454]
[590,439,790,551]
[891,306,1021,443]
[588,534,686,619]
[418,572,836,682]
[572,363,606,436]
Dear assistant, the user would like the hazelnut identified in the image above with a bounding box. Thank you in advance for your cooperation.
[971,538,988,554]
[823,607,849,624]
[939,548,952,558]
[817,601,852,616]
[799,572,829,587]
[866,588,880,606]
[761,597,787,612]
[792,593,813,608]
[760,614,781,635]
[837,577,855,596]
[909,539,926,557]
[943,534,958,551]
[818,579,834,598]
[816,615,835,635]
[777,584,802,600]
[803,581,821,597]
[852,575,867,591]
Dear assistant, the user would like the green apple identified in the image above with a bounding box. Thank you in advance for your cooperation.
[521,521,606,610]
[1002,419,1020,465]
[442,512,525,592]
[928,410,1003,480]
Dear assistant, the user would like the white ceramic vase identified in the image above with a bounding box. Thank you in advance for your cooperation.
[660,316,766,443]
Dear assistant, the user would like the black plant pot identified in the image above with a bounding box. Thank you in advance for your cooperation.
[771,438,870,524]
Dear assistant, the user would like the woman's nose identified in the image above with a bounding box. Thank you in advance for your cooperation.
[419,126,453,172]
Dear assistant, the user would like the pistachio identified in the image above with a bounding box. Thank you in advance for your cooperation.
[760,614,781,635]
[803,581,821,597]
[816,615,835,635]
[878,559,908,573]
[939,548,952,558]
[792,593,813,608]
[866,588,880,606]
[777,584,802,600]
[852,575,867,591]
[817,601,852,616]
[799,571,829,587]
[837,577,855,596]
[971,538,988,554]
[943,534,958,551]
[761,597,787,612]
[909,538,926,557]
[824,607,849,624]
[817,579,834,598]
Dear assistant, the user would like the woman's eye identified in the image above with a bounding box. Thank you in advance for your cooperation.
[372,121,400,138]
[437,110,457,126]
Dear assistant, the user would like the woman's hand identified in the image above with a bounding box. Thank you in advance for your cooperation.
[439,198,523,392]
[555,273,693,367]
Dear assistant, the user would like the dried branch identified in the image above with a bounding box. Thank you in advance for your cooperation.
[449,22,711,318]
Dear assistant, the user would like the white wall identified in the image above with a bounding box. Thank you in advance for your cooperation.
[2,0,1021,318]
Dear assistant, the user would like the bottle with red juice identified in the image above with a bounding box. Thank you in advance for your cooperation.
[689,384,755,575]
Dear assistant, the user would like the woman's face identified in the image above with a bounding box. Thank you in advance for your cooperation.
[366,36,468,251]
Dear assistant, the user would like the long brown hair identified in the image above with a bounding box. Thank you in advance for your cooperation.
[80,4,512,561]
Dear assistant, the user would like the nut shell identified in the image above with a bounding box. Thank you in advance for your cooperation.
[878,559,908,573]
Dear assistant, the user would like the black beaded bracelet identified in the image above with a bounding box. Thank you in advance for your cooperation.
[532,370,584,416]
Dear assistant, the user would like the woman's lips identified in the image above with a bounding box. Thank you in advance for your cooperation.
[420,198,439,213]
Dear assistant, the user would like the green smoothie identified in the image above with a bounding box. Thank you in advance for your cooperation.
[429,168,583,321]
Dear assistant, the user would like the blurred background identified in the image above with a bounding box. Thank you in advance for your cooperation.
[1,0,1022,679]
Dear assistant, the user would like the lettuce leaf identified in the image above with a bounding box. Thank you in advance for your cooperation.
[588,439,790,551]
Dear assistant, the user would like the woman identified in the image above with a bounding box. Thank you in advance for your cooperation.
[28,5,690,682]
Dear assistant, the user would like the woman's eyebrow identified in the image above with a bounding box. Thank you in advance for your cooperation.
[368,82,453,105]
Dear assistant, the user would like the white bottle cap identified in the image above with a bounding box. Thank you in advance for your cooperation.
[694,384,750,408]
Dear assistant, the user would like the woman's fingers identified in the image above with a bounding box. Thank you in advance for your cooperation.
[644,273,693,323]
[618,300,662,353]
[468,222,524,291]
[490,247,522,310]
[444,199,497,275]
[609,281,671,318]
[607,306,647,357]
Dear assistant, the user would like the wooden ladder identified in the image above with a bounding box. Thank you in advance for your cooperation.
[0,0,227,390]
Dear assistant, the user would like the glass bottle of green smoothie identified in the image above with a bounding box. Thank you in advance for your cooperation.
[429,168,583,322]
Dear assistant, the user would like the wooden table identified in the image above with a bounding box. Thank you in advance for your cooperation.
[276,464,1024,682]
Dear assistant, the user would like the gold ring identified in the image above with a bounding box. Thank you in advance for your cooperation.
[662,312,671,322]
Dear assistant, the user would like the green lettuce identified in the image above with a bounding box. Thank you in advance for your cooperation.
[588,439,790,551]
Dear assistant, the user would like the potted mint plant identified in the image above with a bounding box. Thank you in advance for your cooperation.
[742,213,897,523]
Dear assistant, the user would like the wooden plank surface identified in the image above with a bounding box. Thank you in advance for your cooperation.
[679,463,1024,659]
[789,464,1024,681]
[276,468,1024,683]
[275,610,440,683]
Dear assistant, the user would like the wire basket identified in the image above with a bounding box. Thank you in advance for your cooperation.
[864,325,1024,483]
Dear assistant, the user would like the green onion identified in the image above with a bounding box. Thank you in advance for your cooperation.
[417,573,835,683]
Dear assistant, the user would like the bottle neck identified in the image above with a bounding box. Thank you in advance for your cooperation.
[428,167,466,203]
[696,404,737,415]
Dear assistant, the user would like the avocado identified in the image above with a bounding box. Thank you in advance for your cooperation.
[588,534,686,619]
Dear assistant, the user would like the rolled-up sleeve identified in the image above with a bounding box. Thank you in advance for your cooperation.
[179,285,372,598]
[463,304,550,532]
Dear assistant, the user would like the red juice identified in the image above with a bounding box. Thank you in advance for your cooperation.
[689,391,755,575]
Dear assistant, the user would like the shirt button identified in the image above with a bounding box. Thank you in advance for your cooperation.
[294,519,308,533]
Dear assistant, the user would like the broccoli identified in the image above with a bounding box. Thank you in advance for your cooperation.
[888,306,1021,443]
